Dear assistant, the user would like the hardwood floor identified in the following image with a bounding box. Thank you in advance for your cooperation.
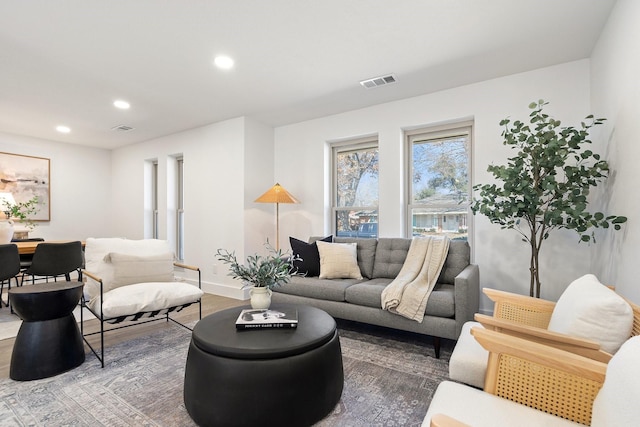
[0,293,246,379]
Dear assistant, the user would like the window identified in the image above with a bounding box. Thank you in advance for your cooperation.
[332,138,379,238]
[152,160,159,239]
[176,157,184,260]
[407,123,472,241]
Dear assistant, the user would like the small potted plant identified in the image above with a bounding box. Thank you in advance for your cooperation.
[216,241,301,309]
[0,195,41,242]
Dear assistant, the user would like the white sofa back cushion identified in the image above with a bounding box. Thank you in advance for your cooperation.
[84,237,174,299]
[547,274,633,354]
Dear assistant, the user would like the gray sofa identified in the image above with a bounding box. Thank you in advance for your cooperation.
[272,237,480,357]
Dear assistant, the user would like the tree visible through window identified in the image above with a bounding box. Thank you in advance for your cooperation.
[408,124,471,240]
[333,140,379,238]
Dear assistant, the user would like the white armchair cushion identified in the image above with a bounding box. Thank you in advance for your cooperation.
[547,274,633,354]
[106,252,174,291]
[448,321,487,389]
[423,381,580,427]
[591,336,640,427]
[84,237,173,299]
[88,281,204,319]
[317,241,362,280]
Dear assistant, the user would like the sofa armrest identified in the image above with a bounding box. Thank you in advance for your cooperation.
[475,313,612,363]
[454,263,480,337]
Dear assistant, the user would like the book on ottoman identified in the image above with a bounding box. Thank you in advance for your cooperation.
[235,308,299,329]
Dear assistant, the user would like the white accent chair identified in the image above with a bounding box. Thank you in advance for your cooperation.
[449,274,639,388]
[81,237,204,367]
[426,328,640,426]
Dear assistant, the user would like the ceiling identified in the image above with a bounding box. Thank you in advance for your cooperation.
[0,0,616,150]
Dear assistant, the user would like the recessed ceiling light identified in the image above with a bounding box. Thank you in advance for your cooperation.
[56,125,71,133]
[113,100,130,109]
[213,55,234,70]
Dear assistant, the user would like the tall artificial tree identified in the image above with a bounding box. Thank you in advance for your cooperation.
[472,100,627,298]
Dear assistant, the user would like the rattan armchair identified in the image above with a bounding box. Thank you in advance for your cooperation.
[426,328,640,426]
[449,277,640,388]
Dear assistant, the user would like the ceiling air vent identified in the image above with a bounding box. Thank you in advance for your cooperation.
[359,74,397,89]
[111,124,134,132]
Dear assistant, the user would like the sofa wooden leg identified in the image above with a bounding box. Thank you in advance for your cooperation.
[433,336,441,359]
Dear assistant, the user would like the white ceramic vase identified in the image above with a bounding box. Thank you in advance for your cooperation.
[0,221,14,244]
[250,286,272,309]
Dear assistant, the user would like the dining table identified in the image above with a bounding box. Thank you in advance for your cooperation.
[14,240,85,255]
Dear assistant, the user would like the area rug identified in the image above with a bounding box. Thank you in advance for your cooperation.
[0,320,453,427]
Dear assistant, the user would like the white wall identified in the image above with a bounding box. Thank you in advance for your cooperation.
[0,131,111,240]
[274,60,600,312]
[590,0,640,304]
[111,117,277,299]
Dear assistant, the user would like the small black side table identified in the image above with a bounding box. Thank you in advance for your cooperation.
[9,281,85,381]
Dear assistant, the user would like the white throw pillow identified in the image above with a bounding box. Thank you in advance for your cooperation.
[83,237,173,299]
[547,274,633,354]
[316,241,362,280]
[106,252,175,291]
[591,336,640,427]
[89,281,204,319]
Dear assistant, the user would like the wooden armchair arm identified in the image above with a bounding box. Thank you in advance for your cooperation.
[483,288,555,328]
[81,269,102,284]
[471,327,606,425]
[430,414,471,427]
[475,313,612,363]
[173,262,199,272]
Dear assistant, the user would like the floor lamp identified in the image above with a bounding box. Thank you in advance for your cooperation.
[255,183,299,250]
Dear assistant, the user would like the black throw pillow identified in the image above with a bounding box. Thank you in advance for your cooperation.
[289,235,333,277]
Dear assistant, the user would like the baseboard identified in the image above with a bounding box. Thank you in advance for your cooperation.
[201,281,249,300]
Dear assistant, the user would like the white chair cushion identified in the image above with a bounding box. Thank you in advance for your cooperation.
[547,274,633,354]
[448,321,487,389]
[106,252,174,291]
[84,237,173,299]
[591,336,640,427]
[88,281,204,319]
[423,381,580,427]
[317,241,362,280]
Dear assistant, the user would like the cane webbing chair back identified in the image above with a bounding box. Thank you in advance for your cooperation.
[484,288,555,329]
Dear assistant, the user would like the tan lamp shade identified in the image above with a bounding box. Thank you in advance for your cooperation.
[254,183,299,204]
[255,183,299,249]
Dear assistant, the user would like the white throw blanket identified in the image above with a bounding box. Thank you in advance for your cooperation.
[381,236,450,322]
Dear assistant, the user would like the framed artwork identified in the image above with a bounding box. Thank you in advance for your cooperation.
[0,152,50,221]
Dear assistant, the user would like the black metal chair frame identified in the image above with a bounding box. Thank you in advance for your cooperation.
[80,262,202,368]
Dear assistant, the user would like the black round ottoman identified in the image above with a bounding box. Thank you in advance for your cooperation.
[9,281,85,381]
[184,304,343,427]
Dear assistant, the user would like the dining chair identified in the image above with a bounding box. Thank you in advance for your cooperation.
[0,243,21,308]
[11,237,45,271]
[21,241,84,285]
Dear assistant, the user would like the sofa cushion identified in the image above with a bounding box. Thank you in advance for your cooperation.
[371,238,412,279]
[345,281,455,317]
[317,241,363,280]
[88,281,204,319]
[548,274,633,354]
[438,240,471,285]
[290,235,332,277]
[275,275,361,302]
[333,237,377,279]
[106,252,175,291]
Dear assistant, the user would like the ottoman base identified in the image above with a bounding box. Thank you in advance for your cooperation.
[184,329,343,427]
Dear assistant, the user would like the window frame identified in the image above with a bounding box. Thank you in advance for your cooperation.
[331,137,379,239]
